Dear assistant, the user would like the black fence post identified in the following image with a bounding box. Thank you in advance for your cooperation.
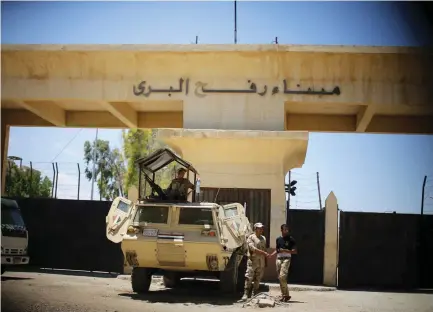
[29,161,33,197]
[77,163,81,200]
[55,162,59,199]
[51,163,56,198]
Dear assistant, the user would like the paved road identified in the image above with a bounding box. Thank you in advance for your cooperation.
[2,270,433,312]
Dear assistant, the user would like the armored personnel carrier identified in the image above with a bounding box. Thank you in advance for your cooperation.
[105,148,252,294]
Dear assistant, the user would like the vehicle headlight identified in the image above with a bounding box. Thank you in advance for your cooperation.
[210,259,218,270]
[127,226,140,234]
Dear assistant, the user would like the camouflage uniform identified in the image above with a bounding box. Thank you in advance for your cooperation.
[276,257,291,298]
[167,178,194,199]
[275,233,296,300]
[243,232,267,297]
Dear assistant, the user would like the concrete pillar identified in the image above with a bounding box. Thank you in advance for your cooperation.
[1,120,10,195]
[156,129,308,243]
[323,191,339,286]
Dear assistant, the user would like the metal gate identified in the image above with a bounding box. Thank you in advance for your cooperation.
[200,188,271,246]
[11,197,124,273]
[338,211,420,289]
[419,215,433,288]
[287,209,325,285]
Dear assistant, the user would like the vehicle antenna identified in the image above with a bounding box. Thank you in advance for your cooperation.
[214,188,221,203]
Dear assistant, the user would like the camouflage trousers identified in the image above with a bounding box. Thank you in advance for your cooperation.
[276,257,291,297]
[244,257,265,293]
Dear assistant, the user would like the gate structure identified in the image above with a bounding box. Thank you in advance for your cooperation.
[12,197,124,273]
[8,194,327,284]
[419,214,433,288]
[287,209,325,285]
[338,211,420,289]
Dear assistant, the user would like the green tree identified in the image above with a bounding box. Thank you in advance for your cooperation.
[121,129,153,191]
[149,132,177,189]
[83,139,125,200]
[5,161,52,198]
[121,129,176,193]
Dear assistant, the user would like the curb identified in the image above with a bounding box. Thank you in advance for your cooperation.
[116,275,335,292]
[264,283,335,292]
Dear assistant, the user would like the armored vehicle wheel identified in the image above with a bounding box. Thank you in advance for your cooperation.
[220,254,243,294]
[131,267,152,293]
[163,274,180,288]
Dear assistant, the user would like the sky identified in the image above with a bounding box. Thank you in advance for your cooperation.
[2,1,433,214]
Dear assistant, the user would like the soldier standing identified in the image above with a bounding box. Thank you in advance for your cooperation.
[241,222,270,301]
[270,224,297,302]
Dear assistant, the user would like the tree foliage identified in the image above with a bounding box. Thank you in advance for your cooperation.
[83,129,178,201]
[5,161,52,198]
[83,139,125,201]
[122,129,176,192]
[121,129,153,191]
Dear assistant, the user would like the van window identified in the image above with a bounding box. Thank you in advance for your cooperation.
[134,206,169,224]
[178,207,214,225]
[1,204,25,227]
[224,206,238,218]
[117,201,130,213]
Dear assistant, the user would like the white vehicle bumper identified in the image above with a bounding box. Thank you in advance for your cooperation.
[1,255,30,265]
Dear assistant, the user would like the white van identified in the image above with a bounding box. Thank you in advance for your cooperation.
[1,198,30,274]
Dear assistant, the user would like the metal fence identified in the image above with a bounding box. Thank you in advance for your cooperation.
[288,171,323,210]
[9,197,124,273]
[338,211,433,289]
[5,160,88,200]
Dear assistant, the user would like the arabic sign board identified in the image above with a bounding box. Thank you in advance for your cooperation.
[133,78,341,98]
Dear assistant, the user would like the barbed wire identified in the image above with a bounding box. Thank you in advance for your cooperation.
[287,170,321,210]
[14,160,431,215]
[423,178,433,214]
[422,174,433,215]
[4,160,96,201]
[4,158,325,208]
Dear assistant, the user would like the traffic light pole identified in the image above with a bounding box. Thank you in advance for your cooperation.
[286,170,291,225]
[285,172,297,225]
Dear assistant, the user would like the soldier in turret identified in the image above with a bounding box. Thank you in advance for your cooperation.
[166,168,194,200]
[241,222,270,301]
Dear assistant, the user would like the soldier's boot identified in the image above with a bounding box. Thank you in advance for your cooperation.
[240,287,252,301]
[253,287,260,296]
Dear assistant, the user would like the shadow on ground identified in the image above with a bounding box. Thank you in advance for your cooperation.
[1,276,33,281]
[6,266,119,279]
[119,279,270,306]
